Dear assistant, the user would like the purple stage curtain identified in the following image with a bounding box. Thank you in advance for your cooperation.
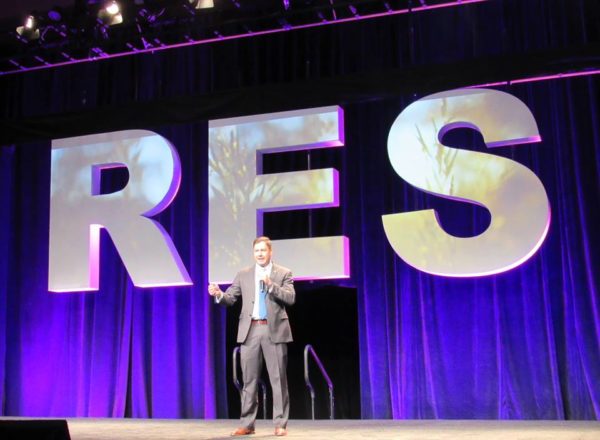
[344,78,600,419]
[1,77,598,420]
[0,127,228,417]
[1,0,599,420]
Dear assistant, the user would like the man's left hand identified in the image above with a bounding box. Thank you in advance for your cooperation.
[261,274,273,287]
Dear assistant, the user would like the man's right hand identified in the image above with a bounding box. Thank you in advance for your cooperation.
[208,283,222,297]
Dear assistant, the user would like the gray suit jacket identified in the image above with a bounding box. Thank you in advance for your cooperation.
[219,263,295,344]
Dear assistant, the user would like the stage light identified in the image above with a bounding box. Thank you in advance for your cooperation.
[16,15,40,41]
[189,0,214,9]
[98,1,123,26]
[138,7,165,24]
[25,15,35,29]
[106,2,120,15]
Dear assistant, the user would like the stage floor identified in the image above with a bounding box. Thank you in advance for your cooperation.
[2,418,600,440]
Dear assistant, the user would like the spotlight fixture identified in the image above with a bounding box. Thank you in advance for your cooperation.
[189,0,215,9]
[16,15,40,41]
[106,2,120,15]
[98,1,124,26]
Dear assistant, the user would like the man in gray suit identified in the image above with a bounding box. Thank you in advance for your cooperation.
[208,236,295,437]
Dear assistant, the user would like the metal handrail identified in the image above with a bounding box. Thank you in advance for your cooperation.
[303,344,335,420]
[233,347,267,419]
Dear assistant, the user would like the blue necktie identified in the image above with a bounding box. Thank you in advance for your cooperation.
[258,280,267,319]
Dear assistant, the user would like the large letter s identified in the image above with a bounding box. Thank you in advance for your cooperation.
[383,89,550,277]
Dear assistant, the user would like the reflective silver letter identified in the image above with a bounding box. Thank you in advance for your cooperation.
[209,106,349,283]
[383,89,550,276]
[49,130,192,291]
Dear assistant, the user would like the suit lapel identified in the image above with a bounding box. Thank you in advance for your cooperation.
[270,264,280,284]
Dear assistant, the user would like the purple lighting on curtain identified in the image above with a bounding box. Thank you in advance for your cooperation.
[352,77,600,419]
[0,128,225,418]
[1,0,599,421]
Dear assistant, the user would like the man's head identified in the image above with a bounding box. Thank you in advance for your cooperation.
[253,236,273,267]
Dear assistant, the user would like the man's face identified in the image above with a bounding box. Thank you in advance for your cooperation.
[253,241,272,267]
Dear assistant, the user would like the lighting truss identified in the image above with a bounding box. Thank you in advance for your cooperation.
[0,0,488,75]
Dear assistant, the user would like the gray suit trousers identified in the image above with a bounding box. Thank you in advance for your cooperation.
[240,323,289,429]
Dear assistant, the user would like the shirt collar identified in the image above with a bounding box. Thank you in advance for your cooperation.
[255,261,273,274]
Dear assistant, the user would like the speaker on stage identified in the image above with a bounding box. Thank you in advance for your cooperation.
[0,419,71,440]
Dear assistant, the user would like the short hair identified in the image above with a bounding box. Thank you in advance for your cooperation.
[253,236,272,250]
